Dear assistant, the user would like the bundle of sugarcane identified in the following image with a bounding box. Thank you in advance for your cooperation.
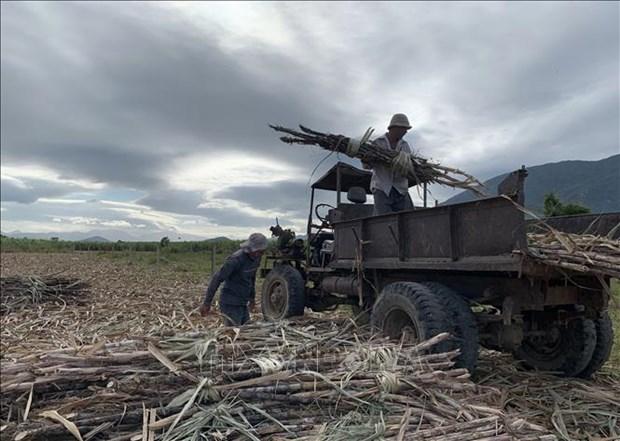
[477,350,620,441]
[524,230,620,278]
[270,124,486,195]
[1,318,557,441]
[0,276,88,315]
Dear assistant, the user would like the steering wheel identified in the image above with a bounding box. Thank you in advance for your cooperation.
[314,203,335,223]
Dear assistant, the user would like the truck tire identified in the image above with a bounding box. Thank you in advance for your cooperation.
[371,282,452,353]
[577,312,614,378]
[514,317,597,377]
[422,282,479,373]
[261,264,305,321]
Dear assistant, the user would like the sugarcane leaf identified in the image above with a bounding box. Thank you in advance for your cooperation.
[39,410,84,441]
[163,377,210,440]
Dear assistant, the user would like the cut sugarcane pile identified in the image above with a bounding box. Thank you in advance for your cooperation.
[270,124,486,195]
[1,319,561,441]
[476,351,620,441]
[525,230,620,278]
[0,254,211,356]
[0,276,89,316]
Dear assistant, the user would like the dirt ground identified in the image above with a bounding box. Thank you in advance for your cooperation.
[1,252,218,356]
[0,252,342,357]
[1,252,619,440]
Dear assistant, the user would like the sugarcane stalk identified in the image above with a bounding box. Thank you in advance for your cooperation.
[269,124,487,195]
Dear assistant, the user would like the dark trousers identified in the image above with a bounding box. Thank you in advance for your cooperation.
[220,303,250,326]
[373,187,414,215]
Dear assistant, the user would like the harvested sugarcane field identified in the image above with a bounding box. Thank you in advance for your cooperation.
[2,2,620,441]
[1,247,619,440]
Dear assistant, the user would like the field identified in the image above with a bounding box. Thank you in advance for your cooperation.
[1,247,619,440]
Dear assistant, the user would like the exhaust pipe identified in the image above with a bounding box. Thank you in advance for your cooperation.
[321,276,360,296]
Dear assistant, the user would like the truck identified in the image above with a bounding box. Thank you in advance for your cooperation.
[260,161,617,377]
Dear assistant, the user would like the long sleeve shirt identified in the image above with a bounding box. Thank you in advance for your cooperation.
[203,249,260,307]
[369,134,412,196]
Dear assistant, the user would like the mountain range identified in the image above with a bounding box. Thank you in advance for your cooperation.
[444,154,619,214]
[1,229,210,242]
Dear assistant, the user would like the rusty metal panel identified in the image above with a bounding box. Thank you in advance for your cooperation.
[363,215,399,259]
[457,199,526,257]
[334,221,362,259]
[331,195,526,270]
[402,209,452,258]
[544,286,579,305]
[329,255,522,272]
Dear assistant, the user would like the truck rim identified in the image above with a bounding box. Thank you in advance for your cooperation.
[522,327,562,360]
[383,308,420,341]
[264,279,288,318]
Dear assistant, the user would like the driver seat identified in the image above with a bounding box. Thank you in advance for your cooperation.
[328,186,374,222]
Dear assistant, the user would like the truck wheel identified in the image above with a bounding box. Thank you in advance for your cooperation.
[422,282,479,373]
[577,312,614,378]
[371,282,452,353]
[261,264,305,321]
[514,317,596,377]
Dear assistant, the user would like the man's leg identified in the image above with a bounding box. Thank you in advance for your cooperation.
[399,189,414,211]
[373,189,392,215]
[404,193,414,210]
[220,303,244,326]
[391,188,414,212]
[240,305,250,325]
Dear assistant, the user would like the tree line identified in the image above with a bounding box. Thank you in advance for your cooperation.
[0,236,244,254]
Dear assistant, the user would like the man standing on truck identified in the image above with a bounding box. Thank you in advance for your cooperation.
[199,232,268,326]
[363,113,415,215]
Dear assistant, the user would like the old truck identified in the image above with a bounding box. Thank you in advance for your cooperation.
[260,161,617,377]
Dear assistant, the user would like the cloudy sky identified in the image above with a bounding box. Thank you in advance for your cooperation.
[1,1,618,240]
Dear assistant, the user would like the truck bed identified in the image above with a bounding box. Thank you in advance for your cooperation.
[330,198,619,279]
[330,195,526,273]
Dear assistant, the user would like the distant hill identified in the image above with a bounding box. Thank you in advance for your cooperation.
[2,229,208,242]
[80,236,111,243]
[444,154,620,214]
[205,236,231,242]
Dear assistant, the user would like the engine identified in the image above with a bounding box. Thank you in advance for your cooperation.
[269,223,305,259]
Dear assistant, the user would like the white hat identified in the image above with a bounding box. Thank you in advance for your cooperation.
[241,232,268,252]
[388,113,412,129]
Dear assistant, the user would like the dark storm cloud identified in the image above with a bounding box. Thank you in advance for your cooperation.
[136,190,280,227]
[215,180,310,216]
[16,145,169,190]
[0,176,89,204]
[1,1,618,233]
[1,1,341,189]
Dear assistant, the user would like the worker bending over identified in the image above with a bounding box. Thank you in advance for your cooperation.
[200,233,267,326]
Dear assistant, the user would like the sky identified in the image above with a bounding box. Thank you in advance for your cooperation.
[1,1,618,240]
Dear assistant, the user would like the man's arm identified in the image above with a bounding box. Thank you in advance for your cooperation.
[248,268,258,310]
[202,256,239,307]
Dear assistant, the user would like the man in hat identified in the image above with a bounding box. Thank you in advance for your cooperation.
[363,113,415,215]
[199,232,268,326]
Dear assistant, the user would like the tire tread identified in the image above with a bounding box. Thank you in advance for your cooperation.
[261,264,305,320]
